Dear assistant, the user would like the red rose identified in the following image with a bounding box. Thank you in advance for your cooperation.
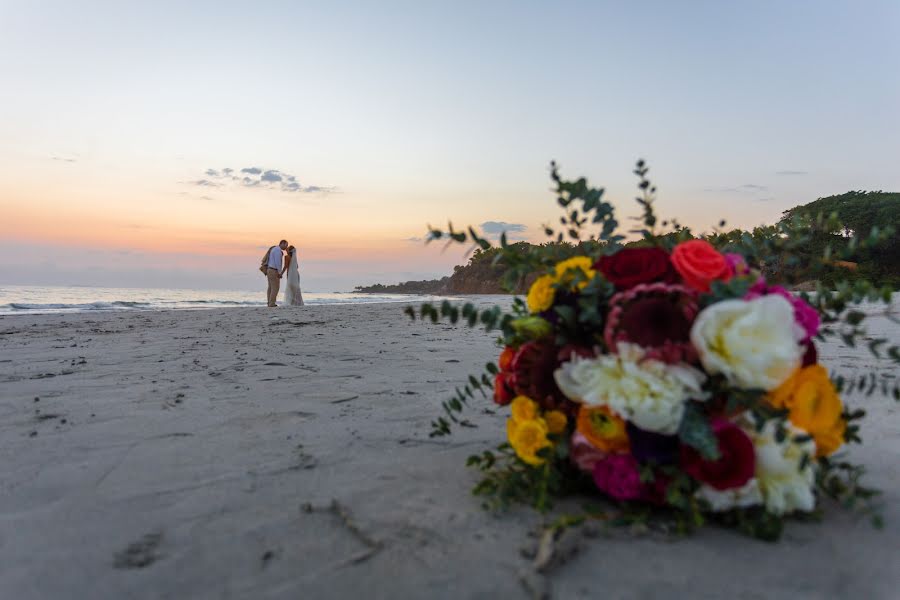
[595,247,675,289]
[680,419,755,491]
[670,240,731,293]
[493,372,514,405]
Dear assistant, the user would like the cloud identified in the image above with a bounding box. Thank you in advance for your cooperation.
[403,236,423,243]
[480,221,528,235]
[776,170,808,176]
[51,155,78,163]
[704,184,769,194]
[261,170,283,183]
[186,166,334,195]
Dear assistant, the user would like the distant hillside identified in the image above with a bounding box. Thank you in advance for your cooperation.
[354,278,449,294]
[356,192,899,294]
[778,191,899,286]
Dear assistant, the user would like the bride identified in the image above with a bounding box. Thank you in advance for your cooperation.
[284,245,304,306]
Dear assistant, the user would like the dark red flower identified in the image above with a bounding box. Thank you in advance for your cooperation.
[627,423,680,465]
[680,419,755,491]
[595,247,675,290]
[620,297,691,348]
[493,372,515,406]
[802,340,818,367]
[510,340,575,413]
[604,283,699,363]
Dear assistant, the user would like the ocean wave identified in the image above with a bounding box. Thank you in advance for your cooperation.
[4,301,151,312]
[0,290,447,315]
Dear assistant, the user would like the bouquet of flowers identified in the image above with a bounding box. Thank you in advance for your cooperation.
[408,161,897,539]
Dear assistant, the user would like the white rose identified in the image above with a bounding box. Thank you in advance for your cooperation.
[696,479,763,512]
[751,420,816,516]
[554,343,707,435]
[690,295,804,390]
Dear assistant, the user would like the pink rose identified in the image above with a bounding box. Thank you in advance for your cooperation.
[724,253,750,277]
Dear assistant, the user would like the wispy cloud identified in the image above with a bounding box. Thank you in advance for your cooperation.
[775,170,808,176]
[403,236,423,243]
[704,184,769,194]
[50,154,77,163]
[188,166,335,194]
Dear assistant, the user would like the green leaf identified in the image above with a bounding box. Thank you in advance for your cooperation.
[678,403,720,460]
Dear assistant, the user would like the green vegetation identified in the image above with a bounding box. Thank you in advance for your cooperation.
[359,191,899,293]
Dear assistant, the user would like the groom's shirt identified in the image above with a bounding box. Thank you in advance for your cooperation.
[267,247,283,270]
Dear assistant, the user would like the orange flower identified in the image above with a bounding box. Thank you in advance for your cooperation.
[768,365,845,457]
[576,406,630,453]
[670,239,731,293]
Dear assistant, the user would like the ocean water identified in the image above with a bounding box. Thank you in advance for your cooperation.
[0,285,447,315]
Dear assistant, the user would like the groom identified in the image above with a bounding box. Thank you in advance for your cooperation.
[266,240,289,307]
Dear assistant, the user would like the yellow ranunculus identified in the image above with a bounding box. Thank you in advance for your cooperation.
[544,410,568,435]
[510,395,538,422]
[554,256,596,290]
[508,418,551,465]
[768,365,844,457]
[526,274,557,313]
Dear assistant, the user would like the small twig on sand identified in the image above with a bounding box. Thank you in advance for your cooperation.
[518,524,583,599]
[300,499,384,567]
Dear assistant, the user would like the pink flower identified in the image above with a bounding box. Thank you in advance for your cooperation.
[745,280,820,341]
[724,253,750,277]
[592,454,644,501]
[570,431,607,472]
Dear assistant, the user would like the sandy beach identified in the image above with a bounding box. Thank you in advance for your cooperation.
[1,299,898,600]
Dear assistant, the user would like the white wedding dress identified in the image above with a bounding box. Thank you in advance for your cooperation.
[284,252,304,306]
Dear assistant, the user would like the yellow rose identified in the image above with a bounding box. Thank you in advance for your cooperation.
[544,410,568,435]
[509,418,551,466]
[576,405,630,453]
[526,274,557,313]
[554,256,596,290]
[768,365,844,457]
[510,395,538,422]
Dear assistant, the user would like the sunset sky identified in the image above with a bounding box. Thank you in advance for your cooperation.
[2,1,898,291]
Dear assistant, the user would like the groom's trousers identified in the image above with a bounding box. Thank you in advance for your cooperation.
[266,268,281,306]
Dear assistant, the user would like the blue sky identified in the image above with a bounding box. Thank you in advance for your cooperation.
[1,0,898,290]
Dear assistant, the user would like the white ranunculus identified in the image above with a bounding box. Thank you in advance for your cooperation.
[751,420,816,516]
[690,295,804,391]
[696,479,763,512]
[554,343,707,435]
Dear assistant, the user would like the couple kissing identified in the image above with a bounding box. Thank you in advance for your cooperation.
[261,240,304,307]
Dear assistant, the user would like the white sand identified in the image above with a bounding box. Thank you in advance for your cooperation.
[1,299,898,599]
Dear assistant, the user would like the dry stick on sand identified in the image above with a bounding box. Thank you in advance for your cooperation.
[301,499,384,566]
